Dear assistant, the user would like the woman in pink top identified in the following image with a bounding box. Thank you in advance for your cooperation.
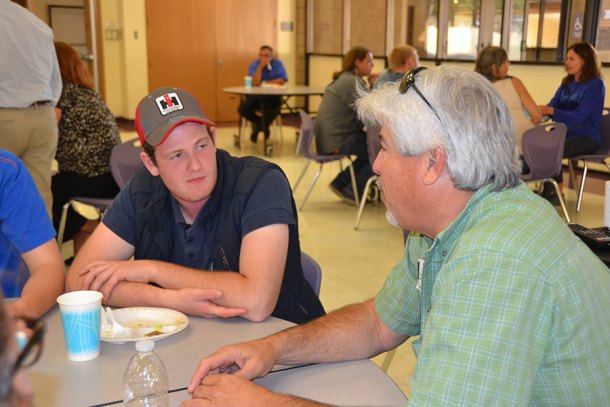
[475,46,541,172]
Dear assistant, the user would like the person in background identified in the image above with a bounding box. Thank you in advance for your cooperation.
[315,46,378,203]
[51,42,121,256]
[374,44,419,88]
[182,66,610,406]
[539,41,605,204]
[66,87,325,325]
[238,45,288,143]
[0,150,64,319]
[0,291,39,407]
[0,0,62,217]
[475,46,541,172]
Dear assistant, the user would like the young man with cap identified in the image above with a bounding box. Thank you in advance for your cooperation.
[66,87,324,324]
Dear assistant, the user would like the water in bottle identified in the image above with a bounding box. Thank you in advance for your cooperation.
[123,340,169,407]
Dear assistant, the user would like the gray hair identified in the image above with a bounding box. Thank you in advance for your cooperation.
[356,64,520,192]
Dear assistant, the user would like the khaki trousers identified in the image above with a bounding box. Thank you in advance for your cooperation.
[0,106,58,218]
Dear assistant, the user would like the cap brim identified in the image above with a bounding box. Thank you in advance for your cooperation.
[147,116,215,146]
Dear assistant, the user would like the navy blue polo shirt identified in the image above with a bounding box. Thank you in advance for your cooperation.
[103,169,294,269]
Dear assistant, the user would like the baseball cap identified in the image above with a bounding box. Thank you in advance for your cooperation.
[135,87,215,146]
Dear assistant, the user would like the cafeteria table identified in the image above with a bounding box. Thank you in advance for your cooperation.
[30,305,408,406]
[223,85,325,157]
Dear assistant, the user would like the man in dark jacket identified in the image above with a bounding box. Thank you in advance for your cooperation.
[66,87,324,324]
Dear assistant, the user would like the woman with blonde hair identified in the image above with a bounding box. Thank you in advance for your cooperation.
[52,42,120,256]
[475,46,541,162]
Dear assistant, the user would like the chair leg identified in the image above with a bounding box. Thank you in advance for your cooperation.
[299,164,323,211]
[576,161,589,213]
[292,161,311,192]
[347,161,360,207]
[567,160,577,191]
[240,117,248,149]
[550,180,571,223]
[354,176,377,230]
[274,116,283,143]
[57,201,71,249]
[381,348,397,372]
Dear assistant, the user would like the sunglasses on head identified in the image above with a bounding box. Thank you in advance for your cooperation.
[399,67,443,123]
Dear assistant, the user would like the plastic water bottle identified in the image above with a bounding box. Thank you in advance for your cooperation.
[123,340,169,406]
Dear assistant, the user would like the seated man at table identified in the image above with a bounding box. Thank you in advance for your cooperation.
[183,66,610,406]
[238,45,288,143]
[66,87,324,324]
[0,150,65,320]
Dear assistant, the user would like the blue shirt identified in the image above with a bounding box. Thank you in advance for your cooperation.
[548,77,605,145]
[248,59,288,82]
[0,150,56,297]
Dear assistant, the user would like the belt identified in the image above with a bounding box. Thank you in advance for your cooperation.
[0,101,53,110]
[29,100,53,109]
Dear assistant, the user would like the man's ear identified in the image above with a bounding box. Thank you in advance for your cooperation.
[140,151,159,176]
[422,147,445,185]
[208,126,217,144]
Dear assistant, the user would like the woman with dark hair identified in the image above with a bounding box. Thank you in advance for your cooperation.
[315,46,378,202]
[52,42,120,255]
[538,42,605,202]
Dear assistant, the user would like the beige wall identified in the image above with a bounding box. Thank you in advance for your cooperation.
[33,1,610,119]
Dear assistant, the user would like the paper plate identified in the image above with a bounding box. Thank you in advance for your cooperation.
[101,307,189,344]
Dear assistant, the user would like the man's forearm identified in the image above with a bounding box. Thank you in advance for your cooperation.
[268,300,387,365]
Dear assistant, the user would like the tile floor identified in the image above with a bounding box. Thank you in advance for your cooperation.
[68,123,608,399]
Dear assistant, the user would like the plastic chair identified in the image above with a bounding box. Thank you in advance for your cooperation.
[292,110,359,210]
[354,125,382,230]
[57,138,144,248]
[300,251,322,295]
[567,107,610,213]
[520,122,571,222]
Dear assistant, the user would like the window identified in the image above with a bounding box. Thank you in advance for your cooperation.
[311,0,343,54]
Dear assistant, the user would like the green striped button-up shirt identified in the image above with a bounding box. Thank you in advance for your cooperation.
[375,182,610,406]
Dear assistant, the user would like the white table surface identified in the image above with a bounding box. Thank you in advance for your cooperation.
[31,306,407,406]
[222,85,325,97]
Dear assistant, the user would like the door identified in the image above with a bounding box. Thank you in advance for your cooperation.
[215,0,277,122]
[146,0,277,123]
[146,0,219,120]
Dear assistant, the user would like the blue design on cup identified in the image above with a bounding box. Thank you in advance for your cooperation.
[60,308,101,358]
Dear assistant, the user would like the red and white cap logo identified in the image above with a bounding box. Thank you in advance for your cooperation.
[155,93,183,115]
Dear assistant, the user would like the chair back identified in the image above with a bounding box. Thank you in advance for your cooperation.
[597,107,610,155]
[111,139,144,188]
[521,122,567,179]
[297,110,316,159]
[301,251,322,295]
[366,125,381,166]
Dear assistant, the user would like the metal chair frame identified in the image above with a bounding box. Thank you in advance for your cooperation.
[293,110,359,210]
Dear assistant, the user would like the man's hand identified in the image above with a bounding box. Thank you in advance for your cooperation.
[187,339,277,394]
[182,374,275,407]
[168,288,248,319]
[79,260,153,299]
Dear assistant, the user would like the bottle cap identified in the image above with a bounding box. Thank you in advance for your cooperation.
[135,340,155,352]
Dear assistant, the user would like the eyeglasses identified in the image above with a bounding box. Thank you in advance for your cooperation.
[13,318,45,373]
[398,67,443,123]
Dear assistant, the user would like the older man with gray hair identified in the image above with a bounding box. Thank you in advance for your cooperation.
[182,65,610,406]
